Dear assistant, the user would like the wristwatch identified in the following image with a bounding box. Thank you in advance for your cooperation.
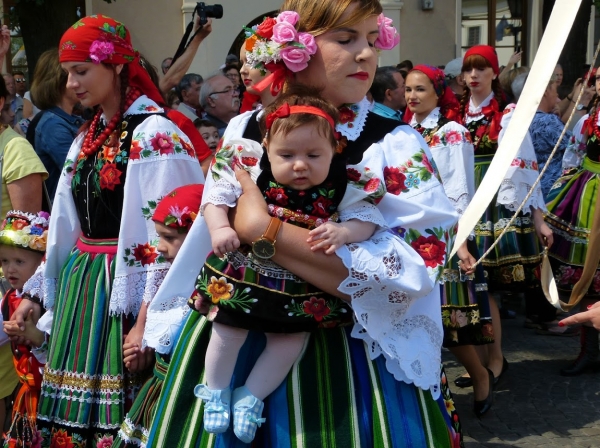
[576,103,587,111]
[252,217,282,259]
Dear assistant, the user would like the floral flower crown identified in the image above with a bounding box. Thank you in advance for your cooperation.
[0,210,50,253]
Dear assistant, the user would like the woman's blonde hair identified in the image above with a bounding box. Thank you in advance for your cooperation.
[280,0,382,37]
[30,49,66,111]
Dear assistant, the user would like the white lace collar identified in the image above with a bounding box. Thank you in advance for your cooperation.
[336,97,371,141]
[409,107,441,129]
[465,91,494,124]
[100,95,164,122]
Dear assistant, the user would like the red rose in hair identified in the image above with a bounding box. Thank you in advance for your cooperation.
[383,166,407,195]
[133,242,159,266]
[410,235,446,268]
[346,168,361,182]
[256,17,277,39]
[302,297,331,322]
[99,163,123,191]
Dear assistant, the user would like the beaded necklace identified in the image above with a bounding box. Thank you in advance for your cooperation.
[590,106,600,142]
[80,87,141,157]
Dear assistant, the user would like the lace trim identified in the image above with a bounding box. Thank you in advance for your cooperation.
[336,230,442,397]
[118,416,148,447]
[143,295,191,354]
[498,179,547,212]
[446,191,470,217]
[547,224,588,244]
[202,178,240,213]
[36,414,120,430]
[42,277,57,309]
[22,262,44,302]
[336,97,370,141]
[110,268,168,315]
[226,250,305,281]
[338,201,388,228]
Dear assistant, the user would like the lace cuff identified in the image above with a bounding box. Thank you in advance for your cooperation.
[42,278,57,310]
[201,178,241,213]
[110,269,168,316]
[143,295,191,354]
[338,201,388,228]
[336,229,442,397]
[22,262,45,303]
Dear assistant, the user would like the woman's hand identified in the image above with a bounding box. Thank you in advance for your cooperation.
[456,241,476,276]
[533,208,553,248]
[559,302,600,330]
[508,51,522,65]
[230,165,270,244]
[123,324,154,373]
[9,299,41,345]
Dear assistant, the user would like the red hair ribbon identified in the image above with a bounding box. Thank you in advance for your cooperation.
[266,103,336,131]
[253,62,289,96]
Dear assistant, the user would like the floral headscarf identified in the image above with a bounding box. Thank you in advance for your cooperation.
[59,15,164,105]
[0,211,50,253]
[152,184,204,234]
[405,64,460,123]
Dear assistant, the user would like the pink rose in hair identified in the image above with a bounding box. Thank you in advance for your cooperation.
[280,46,311,72]
[374,14,400,50]
[89,39,115,63]
[272,21,298,44]
[276,11,299,26]
[298,32,317,55]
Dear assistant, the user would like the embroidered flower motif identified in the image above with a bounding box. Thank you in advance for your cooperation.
[207,276,234,304]
[374,13,400,50]
[99,162,122,190]
[302,297,331,322]
[410,235,446,268]
[265,187,289,206]
[450,309,468,328]
[312,196,333,218]
[150,132,175,155]
[383,166,408,195]
[31,430,42,448]
[512,264,525,282]
[422,153,434,174]
[242,156,259,166]
[89,39,115,64]
[338,106,357,125]
[363,177,381,194]
[96,434,114,448]
[132,242,159,266]
[346,168,361,182]
[444,130,462,145]
[130,139,143,160]
[50,429,75,448]
[101,144,119,163]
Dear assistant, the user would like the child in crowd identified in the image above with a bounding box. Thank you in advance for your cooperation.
[195,119,220,154]
[193,90,388,443]
[115,183,204,447]
[1,210,49,448]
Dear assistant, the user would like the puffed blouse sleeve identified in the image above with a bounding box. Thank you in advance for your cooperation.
[562,114,588,171]
[337,124,459,397]
[497,104,546,212]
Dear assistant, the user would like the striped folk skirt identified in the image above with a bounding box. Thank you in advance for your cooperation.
[146,312,464,448]
[474,155,543,292]
[545,157,600,296]
[37,237,138,447]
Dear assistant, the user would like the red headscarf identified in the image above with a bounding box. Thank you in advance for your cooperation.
[152,184,204,233]
[464,45,500,75]
[59,15,164,106]
[404,65,460,123]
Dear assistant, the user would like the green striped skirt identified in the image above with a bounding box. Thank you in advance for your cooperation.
[146,312,464,448]
[37,236,138,447]
[545,157,600,295]
[474,155,542,291]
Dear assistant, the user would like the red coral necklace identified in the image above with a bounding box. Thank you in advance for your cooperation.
[80,87,141,157]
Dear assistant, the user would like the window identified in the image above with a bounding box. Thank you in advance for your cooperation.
[467,26,481,46]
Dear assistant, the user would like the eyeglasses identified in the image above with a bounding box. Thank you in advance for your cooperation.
[14,79,25,83]
[210,87,239,97]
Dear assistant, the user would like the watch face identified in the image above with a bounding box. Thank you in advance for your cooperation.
[252,238,276,259]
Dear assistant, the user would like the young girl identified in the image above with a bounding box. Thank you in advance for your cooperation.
[115,183,204,448]
[193,90,388,443]
[1,210,49,448]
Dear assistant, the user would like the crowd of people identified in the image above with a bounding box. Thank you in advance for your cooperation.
[0,0,598,447]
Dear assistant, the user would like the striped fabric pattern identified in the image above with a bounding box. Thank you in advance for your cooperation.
[147,312,462,448]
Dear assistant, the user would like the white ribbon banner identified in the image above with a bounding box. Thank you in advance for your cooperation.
[450,0,583,259]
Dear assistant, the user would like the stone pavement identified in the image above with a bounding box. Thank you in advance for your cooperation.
[442,306,600,448]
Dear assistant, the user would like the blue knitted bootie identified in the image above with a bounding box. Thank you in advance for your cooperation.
[232,386,266,443]
[194,384,231,433]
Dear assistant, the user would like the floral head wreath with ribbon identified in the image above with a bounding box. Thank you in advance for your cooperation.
[244,11,400,95]
[404,64,460,123]
[152,184,204,234]
[265,102,346,153]
[0,211,50,253]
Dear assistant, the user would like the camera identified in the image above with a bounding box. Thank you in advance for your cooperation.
[195,2,223,26]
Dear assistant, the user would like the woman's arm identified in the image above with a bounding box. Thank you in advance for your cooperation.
[7,173,43,212]
[231,166,350,300]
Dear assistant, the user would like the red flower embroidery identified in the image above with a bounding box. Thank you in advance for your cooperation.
[132,242,159,266]
[303,297,331,322]
[430,134,441,146]
[383,166,407,195]
[99,163,122,191]
[242,156,259,166]
[96,435,114,448]
[422,153,434,174]
[475,125,486,139]
[181,139,196,158]
[50,429,75,448]
[338,107,356,124]
[144,105,159,112]
[256,17,277,38]
[312,196,332,218]
[346,168,361,182]
[364,177,381,194]
[444,130,462,145]
[265,188,288,206]
[130,139,143,160]
[410,235,446,268]
[150,132,175,155]
[101,144,119,163]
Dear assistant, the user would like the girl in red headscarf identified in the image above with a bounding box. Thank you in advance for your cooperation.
[406,65,496,416]
[453,45,552,398]
[10,15,204,446]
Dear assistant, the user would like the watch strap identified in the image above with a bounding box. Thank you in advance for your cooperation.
[262,216,282,243]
